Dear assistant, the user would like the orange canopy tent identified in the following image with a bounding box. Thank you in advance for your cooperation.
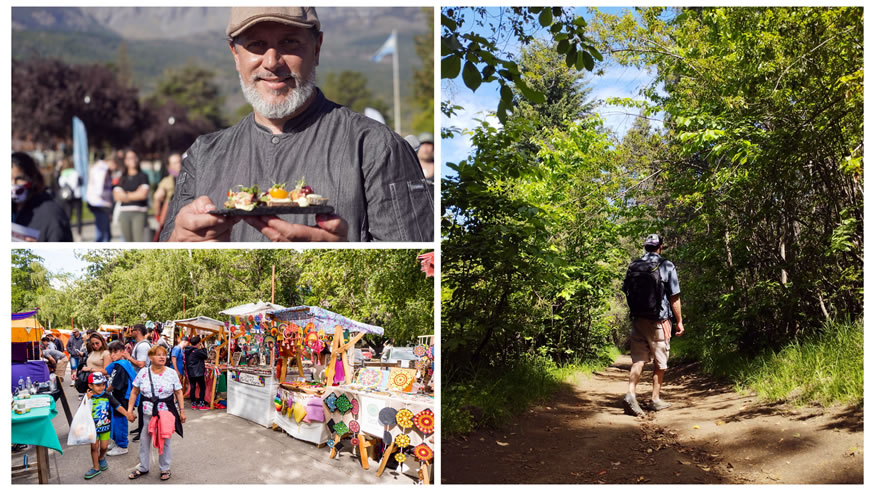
[11,316,45,343]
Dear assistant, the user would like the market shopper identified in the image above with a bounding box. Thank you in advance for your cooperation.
[125,324,151,441]
[171,336,189,394]
[159,7,432,242]
[127,345,185,481]
[80,333,111,376]
[105,341,139,456]
[184,336,209,409]
[67,330,87,386]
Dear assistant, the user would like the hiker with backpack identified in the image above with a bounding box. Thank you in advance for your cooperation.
[621,234,684,416]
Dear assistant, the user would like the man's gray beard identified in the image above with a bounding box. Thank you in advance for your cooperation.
[240,69,316,120]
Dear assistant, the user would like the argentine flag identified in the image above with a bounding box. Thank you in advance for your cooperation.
[371,31,396,62]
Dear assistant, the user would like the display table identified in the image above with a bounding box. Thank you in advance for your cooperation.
[321,386,434,476]
[273,384,330,444]
[11,394,62,484]
[226,367,278,427]
[11,361,50,392]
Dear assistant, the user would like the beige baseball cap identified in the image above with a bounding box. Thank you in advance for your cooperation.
[227,7,320,38]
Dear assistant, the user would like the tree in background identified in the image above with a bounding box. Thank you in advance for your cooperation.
[12,58,143,149]
[13,250,433,349]
[410,6,434,133]
[148,65,226,130]
[590,7,863,356]
[11,250,49,313]
[321,70,392,128]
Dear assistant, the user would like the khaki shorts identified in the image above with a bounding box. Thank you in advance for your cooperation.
[630,318,671,370]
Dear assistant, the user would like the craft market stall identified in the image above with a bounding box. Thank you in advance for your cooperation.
[268,306,384,445]
[172,316,228,409]
[219,302,287,427]
[267,307,435,483]
[321,340,435,483]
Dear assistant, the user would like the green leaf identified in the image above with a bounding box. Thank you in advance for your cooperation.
[442,55,461,79]
[557,39,570,54]
[539,9,553,27]
[575,51,584,70]
[581,50,595,71]
[441,14,457,31]
[565,45,577,68]
[462,61,482,91]
[514,77,546,104]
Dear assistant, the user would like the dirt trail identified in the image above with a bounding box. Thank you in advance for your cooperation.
[442,354,863,484]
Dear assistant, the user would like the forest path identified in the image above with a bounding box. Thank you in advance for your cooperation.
[442,354,863,484]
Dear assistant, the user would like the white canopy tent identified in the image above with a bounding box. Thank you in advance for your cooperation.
[219,301,286,318]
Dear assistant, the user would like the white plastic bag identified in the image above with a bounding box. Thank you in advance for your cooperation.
[67,396,97,446]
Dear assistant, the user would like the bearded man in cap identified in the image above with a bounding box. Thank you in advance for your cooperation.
[160,7,433,242]
[620,234,684,416]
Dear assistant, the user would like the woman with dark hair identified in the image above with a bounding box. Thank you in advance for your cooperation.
[12,152,72,241]
[80,333,112,376]
[113,149,150,242]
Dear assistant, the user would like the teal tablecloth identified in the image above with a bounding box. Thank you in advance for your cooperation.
[11,394,63,454]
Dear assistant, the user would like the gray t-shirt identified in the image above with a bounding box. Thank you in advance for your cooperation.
[132,340,151,368]
[160,90,433,242]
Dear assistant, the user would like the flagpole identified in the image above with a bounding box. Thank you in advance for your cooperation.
[392,29,400,134]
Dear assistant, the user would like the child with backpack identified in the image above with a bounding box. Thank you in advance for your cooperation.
[105,341,139,456]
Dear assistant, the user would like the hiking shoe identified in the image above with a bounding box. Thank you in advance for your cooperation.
[107,446,129,456]
[84,468,101,479]
[99,459,109,471]
[650,399,673,411]
[623,393,645,417]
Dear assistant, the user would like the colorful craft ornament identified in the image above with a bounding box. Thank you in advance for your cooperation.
[414,443,433,461]
[333,421,349,436]
[396,408,414,429]
[293,401,306,423]
[325,393,338,412]
[350,398,359,416]
[394,434,410,448]
[274,394,283,412]
[326,439,335,449]
[414,360,424,370]
[348,420,360,433]
[428,345,434,360]
[414,345,427,357]
[413,409,435,434]
[388,368,416,392]
[395,453,406,463]
[248,315,255,323]
[356,368,381,388]
[378,407,397,426]
[335,394,353,414]
[351,437,359,446]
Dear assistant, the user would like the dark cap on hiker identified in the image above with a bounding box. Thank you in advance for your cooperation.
[227,7,320,38]
[644,234,662,247]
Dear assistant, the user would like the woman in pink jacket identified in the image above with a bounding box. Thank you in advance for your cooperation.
[126,345,185,481]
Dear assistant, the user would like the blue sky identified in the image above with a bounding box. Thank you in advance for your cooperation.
[28,248,90,278]
[441,7,662,177]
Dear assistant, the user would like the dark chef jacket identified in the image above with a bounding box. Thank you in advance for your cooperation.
[160,90,433,242]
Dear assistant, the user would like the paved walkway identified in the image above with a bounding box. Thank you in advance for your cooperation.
[12,369,419,484]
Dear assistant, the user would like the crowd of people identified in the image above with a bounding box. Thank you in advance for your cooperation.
[41,324,213,480]
[12,149,182,242]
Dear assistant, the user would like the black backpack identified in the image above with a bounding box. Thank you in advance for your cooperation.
[624,257,666,319]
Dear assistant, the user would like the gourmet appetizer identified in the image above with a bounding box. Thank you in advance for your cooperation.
[224,185,260,211]
[265,183,293,207]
